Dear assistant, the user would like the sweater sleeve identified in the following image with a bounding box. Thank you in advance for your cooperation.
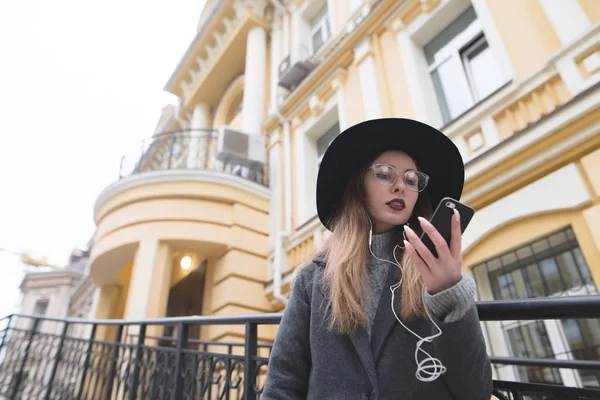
[426,275,494,400]
[424,273,477,323]
[262,268,312,400]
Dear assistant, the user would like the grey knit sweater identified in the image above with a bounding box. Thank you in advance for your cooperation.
[366,230,476,340]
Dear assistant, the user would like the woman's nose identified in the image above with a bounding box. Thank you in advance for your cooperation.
[392,175,406,193]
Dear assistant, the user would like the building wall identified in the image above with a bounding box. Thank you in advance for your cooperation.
[89,0,600,359]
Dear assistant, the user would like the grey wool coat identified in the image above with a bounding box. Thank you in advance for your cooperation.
[262,260,493,400]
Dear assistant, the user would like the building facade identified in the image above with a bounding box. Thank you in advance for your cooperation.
[25,0,598,389]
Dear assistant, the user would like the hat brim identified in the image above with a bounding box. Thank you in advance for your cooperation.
[316,118,464,230]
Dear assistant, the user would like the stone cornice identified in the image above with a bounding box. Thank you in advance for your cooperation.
[165,0,271,100]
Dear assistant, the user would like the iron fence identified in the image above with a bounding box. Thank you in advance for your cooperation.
[119,128,267,186]
[0,296,599,399]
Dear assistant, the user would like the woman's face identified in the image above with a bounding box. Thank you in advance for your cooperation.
[363,150,420,233]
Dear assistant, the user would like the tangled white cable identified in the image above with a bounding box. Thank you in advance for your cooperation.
[368,218,447,382]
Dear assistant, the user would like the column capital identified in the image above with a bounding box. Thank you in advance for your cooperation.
[390,16,405,33]
[291,116,303,129]
[330,68,348,91]
[353,36,375,65]
[308,94,324,116]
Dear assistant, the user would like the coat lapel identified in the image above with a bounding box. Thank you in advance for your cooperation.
[349,326,379,392]
[371,265,402,364]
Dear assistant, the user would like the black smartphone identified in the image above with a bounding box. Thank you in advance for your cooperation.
[419,197,474,258]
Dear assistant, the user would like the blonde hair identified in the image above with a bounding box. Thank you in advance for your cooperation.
[311,158,433,335]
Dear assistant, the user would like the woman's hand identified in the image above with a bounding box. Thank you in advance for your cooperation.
[402,210,462,295]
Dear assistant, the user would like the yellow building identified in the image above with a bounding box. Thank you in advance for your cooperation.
[86,0,600,388]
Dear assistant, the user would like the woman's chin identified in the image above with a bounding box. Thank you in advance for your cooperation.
[376,216,409,229]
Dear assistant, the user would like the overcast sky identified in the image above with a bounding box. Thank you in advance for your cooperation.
[0,0,206,318]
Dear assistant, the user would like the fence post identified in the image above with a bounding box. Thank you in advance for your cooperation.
[243,321,258,400]
[76,324,97,400]
[104,324,124,400]
[11,318,40,399]
[127,324,146,400]
[44,321,70,400]
[174,323,189,399]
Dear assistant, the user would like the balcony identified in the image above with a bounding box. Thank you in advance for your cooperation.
[1,296,599,399]
[89,128,270,288]
[119,128,267,187]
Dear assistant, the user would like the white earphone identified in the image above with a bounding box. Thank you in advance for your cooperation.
[367,217,447,382]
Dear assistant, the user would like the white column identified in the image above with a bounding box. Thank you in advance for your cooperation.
[125,239,172,320]
[332,76,348,131]
[189,103,210,168]
[350,0,362,14]
[354,37,382,120]
[471,0,515,81]
[268,129,282,251]
[395,30,442,127]
[243,26,267,135]
[293,120,313,225]
[326,0,337,33]
[538,0,591,46]
[270,21,282,113]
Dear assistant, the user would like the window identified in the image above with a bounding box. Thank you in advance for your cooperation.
[310,5,331,54]
[478,227,596,300]
[424,6,505,124]
[32,300,49,333]
[472,227,598,389]
[316,121,340,166]
[561,319,600,388]
[507,322,563,385]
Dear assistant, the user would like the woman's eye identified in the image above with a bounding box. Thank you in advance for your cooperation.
[376,173,392,181]
[405,172,418,185]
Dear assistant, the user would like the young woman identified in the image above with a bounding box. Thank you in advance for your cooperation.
[262,118,493,399]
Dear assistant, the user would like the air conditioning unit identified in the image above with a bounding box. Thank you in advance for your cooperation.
[278,46,316,91]
[216,126,266,167]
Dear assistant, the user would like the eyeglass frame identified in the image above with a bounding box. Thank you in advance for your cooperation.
[369,163,429,192]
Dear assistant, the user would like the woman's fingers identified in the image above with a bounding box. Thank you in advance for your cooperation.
[417,217,451,260]
[404,240,432,280]
[450,209,462,257]
[404,224,437,268]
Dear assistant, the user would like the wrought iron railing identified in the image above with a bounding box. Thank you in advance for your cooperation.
[119,128,267,186]
[0,296,599,399]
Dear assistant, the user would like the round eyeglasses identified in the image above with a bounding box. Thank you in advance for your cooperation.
[370,164,429,192]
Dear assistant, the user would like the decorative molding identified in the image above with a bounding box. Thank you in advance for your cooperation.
[178,0,273,106]
[330,68,349,91]
[353,36,374,65]
[291,116,303,129]
[94,169,271,219]
[308,94,324,116]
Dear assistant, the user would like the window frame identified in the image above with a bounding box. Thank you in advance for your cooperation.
[425,9,505,125]
[310,8,331,55]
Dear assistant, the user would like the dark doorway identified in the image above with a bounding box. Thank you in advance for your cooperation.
[161,261,206,346]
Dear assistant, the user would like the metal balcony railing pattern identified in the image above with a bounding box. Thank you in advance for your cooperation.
[0,297,599,399]
[119,129,267,186]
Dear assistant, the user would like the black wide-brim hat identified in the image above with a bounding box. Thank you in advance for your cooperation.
[317,118,464,230]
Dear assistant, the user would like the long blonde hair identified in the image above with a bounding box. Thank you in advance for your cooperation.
[312,156,433,335]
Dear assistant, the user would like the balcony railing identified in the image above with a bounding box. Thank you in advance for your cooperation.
[119,128,267,186]
[1,297,599,399]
